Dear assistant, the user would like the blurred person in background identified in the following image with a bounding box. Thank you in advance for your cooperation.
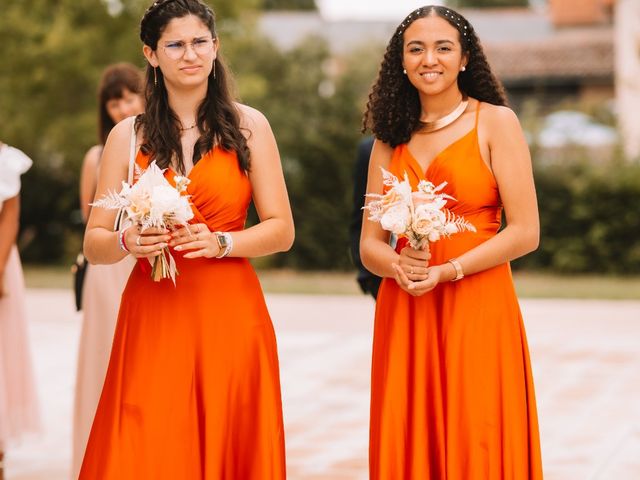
[79,0,293,477]
[72,62,144,479]
[361,6,542,478]
[0,141,40,480]
[349,136,382,299]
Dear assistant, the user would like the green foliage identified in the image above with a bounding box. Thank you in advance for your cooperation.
[514,159,640,274]
[228,31,380,269]
[262,0,316,10]
[0,0,146,262]
[447,0,529,7]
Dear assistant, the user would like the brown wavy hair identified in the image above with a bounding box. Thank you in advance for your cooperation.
[98,63,144,145]
[137,0,250,173]
[363,5,508,147]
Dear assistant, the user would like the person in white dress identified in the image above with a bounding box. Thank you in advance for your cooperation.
[0,142,41,480]
[71,63,144,479]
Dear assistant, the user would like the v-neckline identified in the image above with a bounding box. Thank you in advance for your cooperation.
[405,127,476,178]
[165,148,215,185]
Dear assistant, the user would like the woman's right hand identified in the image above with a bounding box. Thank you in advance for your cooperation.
[123,226,170,259]
[396,245,430,283]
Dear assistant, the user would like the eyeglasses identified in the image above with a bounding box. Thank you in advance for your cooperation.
[162,37,215,60]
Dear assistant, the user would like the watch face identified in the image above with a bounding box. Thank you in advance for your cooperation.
[216,233,228,248]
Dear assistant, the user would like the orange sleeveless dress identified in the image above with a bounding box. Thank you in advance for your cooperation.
[79,148,286,479]
[369,105,543,478]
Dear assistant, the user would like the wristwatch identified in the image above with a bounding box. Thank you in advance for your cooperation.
[214,231,233,258]
[447,258,464,281]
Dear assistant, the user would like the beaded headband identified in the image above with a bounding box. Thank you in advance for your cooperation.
[397,6,469,38]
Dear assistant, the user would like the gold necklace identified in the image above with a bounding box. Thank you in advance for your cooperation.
[420,96,469,133]
[180,123,197,131]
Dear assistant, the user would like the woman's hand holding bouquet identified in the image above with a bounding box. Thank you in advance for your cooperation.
[364,168,476,295]
[91,161,194,284]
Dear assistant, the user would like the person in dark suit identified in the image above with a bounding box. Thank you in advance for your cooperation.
[349,136,382,299]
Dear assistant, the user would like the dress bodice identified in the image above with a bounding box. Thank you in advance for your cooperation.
[136,147,251,232]
[387,104,502,260]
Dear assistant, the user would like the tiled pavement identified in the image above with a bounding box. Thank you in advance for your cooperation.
[5,290,640,479]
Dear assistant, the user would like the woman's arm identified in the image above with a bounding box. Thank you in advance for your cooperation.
[79,145,102,223]
[359,140,398,278]
[170,104,294,259]
[360,140,431,283]
[405,105,539,292]
[228,104,294,257]
[0,195,19,296]
[83,117,168,264]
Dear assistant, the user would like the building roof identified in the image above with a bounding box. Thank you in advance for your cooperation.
[485,27,613,84]
[258,9,614,84]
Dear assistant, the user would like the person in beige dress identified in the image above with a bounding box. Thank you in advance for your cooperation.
[0,141,40,480]
[71,63,144,479]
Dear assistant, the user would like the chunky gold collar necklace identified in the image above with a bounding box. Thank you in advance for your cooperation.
[420,96,469,133]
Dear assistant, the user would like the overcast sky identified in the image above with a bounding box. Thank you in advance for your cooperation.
[317,0,444,21]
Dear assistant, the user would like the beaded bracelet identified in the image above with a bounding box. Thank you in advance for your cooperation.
[118,227,130,253]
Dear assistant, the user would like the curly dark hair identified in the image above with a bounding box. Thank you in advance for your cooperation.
[363,5,508,147]
[137,0,250,173]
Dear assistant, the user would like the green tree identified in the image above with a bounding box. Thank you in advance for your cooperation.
[228,30,381,269]
[0,0,145,262]
[262,0,316,10]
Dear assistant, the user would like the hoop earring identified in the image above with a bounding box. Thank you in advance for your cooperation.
[154,67,158,86]
[213,60,216,79]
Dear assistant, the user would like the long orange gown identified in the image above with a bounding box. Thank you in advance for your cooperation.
[369,105,543,479]
[79,147,286,479]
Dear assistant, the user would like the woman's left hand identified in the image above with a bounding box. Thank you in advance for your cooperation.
[392,263,445,296]
[169,223,221,259]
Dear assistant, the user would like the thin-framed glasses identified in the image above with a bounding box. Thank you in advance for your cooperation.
[162,37,215,60]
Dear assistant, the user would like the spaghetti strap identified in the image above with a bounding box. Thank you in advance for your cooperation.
[128,116,137,184]
[474,101,482,129]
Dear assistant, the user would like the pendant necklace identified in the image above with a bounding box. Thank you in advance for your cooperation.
[420,96,469,133]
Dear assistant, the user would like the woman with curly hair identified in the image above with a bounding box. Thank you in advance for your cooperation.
[78,0,293,478]
[361,6,543,478]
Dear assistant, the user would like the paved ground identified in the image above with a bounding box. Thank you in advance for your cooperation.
[5,289,640,479]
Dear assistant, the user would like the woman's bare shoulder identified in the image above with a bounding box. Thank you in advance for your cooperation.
[82,145,103,167]
[235,102,270,132]
[479,102,521,129]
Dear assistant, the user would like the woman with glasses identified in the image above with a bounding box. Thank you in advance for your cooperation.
[0,142,40,480]
[72,63,144,480]
[78,1,293,478]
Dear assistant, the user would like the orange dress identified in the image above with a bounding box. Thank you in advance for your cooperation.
[369,106,543,479]
[79,148,286,479]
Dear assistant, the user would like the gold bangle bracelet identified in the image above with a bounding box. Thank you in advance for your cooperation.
[447,258,464,281]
